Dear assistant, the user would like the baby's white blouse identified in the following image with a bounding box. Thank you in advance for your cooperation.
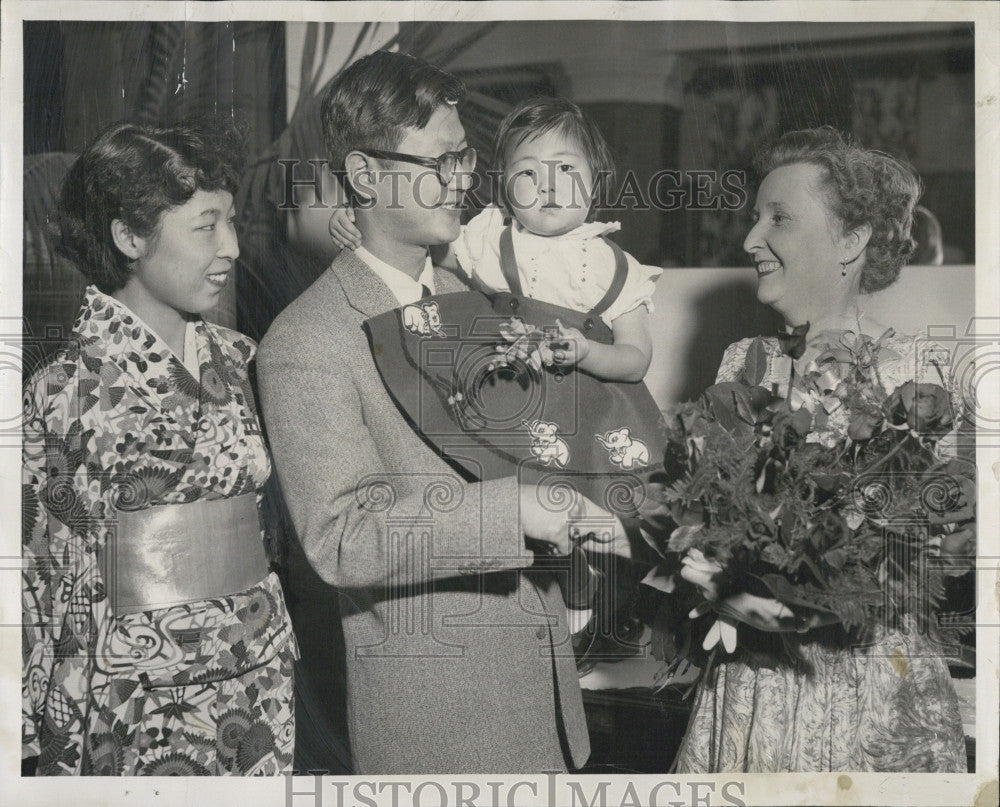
[452,205,663,328]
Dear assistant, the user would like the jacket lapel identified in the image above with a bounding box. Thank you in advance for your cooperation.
[333,249,474,317]
[433,266,472,295]
[331,248,399,318]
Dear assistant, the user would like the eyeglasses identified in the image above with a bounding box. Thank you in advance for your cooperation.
[362,146,477,186]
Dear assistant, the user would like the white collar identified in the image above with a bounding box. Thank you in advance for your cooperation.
[512,217,621,243]
[355,246,436,306]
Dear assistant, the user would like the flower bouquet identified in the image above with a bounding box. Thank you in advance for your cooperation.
[639,329,975,676]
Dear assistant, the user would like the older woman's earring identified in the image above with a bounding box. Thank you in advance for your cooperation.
[840,261,848,277]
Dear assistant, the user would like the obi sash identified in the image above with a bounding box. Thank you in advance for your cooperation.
[100,493,269,615]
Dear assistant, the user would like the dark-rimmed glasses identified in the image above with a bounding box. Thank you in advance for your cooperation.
[362,147,477,186]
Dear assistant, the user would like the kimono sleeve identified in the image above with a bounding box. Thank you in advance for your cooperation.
[21,374,55,759]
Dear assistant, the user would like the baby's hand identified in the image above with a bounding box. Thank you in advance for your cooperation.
[328,205,362,250]
[545,319,591,367]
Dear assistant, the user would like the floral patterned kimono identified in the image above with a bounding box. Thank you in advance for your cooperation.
[22,287,297,775]
[674,331,968,773]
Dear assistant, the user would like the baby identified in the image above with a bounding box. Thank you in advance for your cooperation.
[331,97,663,635]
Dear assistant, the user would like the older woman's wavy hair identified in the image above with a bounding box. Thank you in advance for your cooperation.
[58,118,247,293]
[754,126,922,293]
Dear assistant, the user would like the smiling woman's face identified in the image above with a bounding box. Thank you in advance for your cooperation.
[120,188,240,317]
[743,162,854,323]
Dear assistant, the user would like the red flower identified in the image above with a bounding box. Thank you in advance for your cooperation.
[847,408,884,441]
[886,381,953,435]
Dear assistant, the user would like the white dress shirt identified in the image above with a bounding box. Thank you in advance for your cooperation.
[355,246,436,306]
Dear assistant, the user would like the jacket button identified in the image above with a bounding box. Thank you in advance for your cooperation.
[509,297,520,311]
[536,626,547,640]
[583,318,594,331]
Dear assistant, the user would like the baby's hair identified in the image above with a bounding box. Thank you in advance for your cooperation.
[493,97,615,222]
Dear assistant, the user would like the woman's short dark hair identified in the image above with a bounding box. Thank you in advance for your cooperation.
[57,118,246,293]
[493,97,615,222]
[754,126,922,293]
[321,50,466,202]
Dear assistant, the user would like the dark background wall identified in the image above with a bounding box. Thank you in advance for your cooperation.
[22,20,976,368]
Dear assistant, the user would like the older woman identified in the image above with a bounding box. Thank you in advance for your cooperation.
[22,120,296,775]
[674,127,967,772]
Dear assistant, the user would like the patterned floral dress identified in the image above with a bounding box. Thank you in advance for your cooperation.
[22,287,297,775]
[674,332,968,773]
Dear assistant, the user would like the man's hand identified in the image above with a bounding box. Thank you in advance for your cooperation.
[519,484,623,556]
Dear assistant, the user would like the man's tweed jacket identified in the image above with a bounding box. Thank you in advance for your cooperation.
[256,248,590,774]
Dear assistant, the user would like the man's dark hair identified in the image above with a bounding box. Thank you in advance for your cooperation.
[321,51,466,202]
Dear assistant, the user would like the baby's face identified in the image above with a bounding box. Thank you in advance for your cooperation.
[504,129,594,237]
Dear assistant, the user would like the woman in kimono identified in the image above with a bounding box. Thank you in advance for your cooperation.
[22,119,297,776]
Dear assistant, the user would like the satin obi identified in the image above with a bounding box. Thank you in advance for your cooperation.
[100,493,269,615]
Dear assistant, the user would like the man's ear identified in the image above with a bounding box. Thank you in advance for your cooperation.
[842,221,873,265]
[344,151,376,203]
[111,219,146,261]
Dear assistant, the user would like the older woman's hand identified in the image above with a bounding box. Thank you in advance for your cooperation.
[690,592,840,654]
[682,547,840,652]
[679,548,725,600]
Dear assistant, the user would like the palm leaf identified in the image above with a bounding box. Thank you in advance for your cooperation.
[422,22,501,65]
[136,21,186,123]
[23,152,77,266]
[235,20,508,292]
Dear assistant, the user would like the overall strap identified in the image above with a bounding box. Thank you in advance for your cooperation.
[588,236,629,319]
[498,225,525,297]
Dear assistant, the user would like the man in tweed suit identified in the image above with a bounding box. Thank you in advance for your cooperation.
[257,51,618,774]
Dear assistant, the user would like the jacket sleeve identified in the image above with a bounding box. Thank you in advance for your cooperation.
[21,374,55,759]
[256,323,531,591]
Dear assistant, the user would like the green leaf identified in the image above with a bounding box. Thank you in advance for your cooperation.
[640,563,677,594]
[649,598,678,663]
[790,407,813,435]
[742,338,769,386]
[823,547,848,570]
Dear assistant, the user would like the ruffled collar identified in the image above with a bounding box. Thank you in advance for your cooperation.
[512,217,621,243]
